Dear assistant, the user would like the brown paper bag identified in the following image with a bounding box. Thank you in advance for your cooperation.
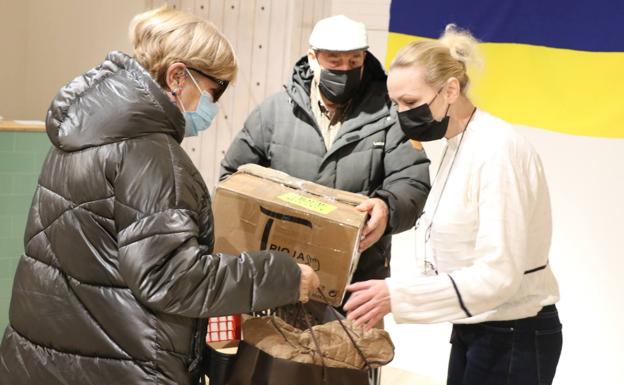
[227,340,369,385]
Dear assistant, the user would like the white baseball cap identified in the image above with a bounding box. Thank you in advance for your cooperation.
[309,15,368,52]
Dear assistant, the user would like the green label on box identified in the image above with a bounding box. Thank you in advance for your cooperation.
[278,192,337,215]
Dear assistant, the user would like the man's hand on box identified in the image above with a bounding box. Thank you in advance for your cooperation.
[356,198,388,252]
[297,264,320,303]
[343,279,391,331]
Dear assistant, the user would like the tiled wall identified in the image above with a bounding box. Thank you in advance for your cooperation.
[0,131,50,331]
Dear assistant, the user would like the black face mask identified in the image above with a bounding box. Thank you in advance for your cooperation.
[317,66,362,105]
[398,90,450,142]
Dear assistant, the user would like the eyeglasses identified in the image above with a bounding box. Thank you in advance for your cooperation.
[187,67,229,101]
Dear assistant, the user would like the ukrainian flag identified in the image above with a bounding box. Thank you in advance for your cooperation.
[386,0,624,138]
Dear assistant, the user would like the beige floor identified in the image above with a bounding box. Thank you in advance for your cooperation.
[206,366,443,385]
[381,366,444,385]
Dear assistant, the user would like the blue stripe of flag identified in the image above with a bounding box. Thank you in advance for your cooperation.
[389,0,624,52]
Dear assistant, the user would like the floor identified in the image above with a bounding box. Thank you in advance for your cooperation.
[381,366,444,385]
[205,365,443,385]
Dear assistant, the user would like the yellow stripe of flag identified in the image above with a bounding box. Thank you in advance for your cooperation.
[387,32,624,138]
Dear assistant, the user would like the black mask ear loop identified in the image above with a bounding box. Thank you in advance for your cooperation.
[429,87,443,105]
[443,102,451,118]
[429,86,451,121]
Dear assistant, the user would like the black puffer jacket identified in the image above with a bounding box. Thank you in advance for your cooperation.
[0,51,301,385]
[221,54,431,283]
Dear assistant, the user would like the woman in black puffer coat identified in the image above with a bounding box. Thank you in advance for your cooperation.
[0,7,318,385]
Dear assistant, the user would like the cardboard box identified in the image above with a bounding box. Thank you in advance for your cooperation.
[212,164,368,306]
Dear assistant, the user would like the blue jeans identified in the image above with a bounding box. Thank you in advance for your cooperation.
[447,305,562,385]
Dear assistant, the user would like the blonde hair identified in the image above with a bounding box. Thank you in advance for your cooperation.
[129,6,237,88]
[390,24,483,92]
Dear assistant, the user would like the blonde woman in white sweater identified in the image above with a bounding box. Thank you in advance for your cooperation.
[343,25,562,385]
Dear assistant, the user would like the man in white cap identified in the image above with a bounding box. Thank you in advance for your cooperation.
[221,14,430,317]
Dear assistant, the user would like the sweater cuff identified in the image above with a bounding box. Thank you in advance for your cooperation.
[386,275,469,324]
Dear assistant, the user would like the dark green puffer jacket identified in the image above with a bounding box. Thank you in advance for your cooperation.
[0,51,301,385]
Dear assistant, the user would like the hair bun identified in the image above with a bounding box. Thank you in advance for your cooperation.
[440,24,483,69]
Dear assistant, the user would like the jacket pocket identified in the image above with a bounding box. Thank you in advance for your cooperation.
[335,149,373,192]
[369,145,384,191]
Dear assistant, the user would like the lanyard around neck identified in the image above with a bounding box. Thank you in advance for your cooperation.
[422,107,477,275]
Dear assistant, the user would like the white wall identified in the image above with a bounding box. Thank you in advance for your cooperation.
[0,0,28,119]
[516,127,624,385]
[0,0,146,120]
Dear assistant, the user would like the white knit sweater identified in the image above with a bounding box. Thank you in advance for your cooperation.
[387,110,560,324]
